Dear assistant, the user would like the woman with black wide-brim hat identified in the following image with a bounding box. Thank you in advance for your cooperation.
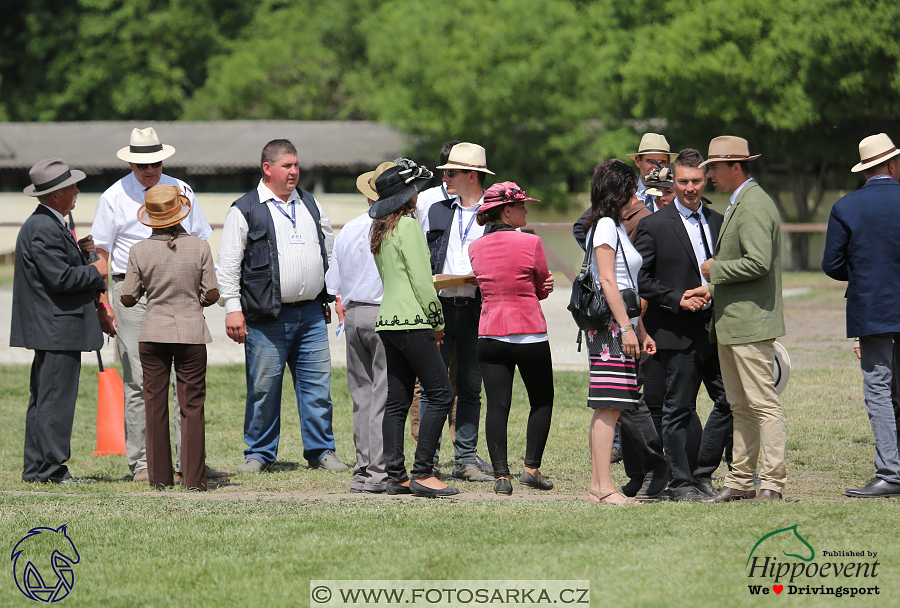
[369,159,459,498]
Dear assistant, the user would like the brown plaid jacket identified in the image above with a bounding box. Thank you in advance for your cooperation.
[121,233,219,344]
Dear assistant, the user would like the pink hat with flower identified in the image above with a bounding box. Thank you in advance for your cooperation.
[478,181,540,214]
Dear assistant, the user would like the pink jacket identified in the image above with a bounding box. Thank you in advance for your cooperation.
[469,229,551,336]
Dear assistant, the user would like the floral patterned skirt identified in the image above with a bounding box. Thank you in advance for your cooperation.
[585,320,639,410]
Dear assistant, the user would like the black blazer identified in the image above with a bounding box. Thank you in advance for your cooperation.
[10,205,107,352]
[633,202,724,351]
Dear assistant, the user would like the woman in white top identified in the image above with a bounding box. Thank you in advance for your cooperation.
[583,160,656,505]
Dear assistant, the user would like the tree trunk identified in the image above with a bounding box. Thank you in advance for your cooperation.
[789,232,809,271]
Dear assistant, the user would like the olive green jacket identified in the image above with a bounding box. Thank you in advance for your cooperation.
[709,180,785,345]
[374,216,444,332]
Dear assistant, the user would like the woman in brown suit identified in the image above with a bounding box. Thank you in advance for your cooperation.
[120,185,219,491]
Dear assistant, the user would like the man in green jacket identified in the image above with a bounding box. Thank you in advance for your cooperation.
[695,136,786,503]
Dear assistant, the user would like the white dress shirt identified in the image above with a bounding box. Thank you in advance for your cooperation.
[325,210,383,307]
[415,183,456,233]
[728,177,754,209]
[91,172,212,274]
[217,180,334,315]
[673,198,713,287]
[439,197,486,298]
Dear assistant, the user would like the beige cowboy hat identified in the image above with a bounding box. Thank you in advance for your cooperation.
[137,184,191,228]
[356,161,397,200]
[851,133,900,172]
[699,136,761,167]
[117,127,176,164]
[626,133,678,162]
[773,341,791,396]
[23,158,85,197]
[436,142,495,175]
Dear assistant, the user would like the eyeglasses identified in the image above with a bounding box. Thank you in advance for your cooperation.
[443,170,470,178]
[135,161,162,170]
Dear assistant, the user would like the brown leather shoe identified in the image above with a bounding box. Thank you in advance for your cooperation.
[133,468,149,483]
[699,486,756,503]
[174,466,230,483]
[752,489,783,502]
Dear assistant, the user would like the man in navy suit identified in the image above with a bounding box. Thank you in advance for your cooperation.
[12,159,110,483]
[823,133,900,498]
[633,149,733,501]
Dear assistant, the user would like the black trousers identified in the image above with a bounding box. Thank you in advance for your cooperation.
[659,339,733,489]
[380,329,453,481]
[140,342,208,491]
[23,350,81,483]
[620,354,667,482]
[479,339,554,478]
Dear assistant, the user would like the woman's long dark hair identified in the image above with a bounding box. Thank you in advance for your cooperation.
[585,159,638,228]
[370,199,417,255]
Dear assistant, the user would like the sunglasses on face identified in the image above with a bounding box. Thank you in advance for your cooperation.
[135,161,162,170]
[443,170,470,178]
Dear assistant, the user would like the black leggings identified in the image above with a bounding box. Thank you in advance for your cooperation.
[478,338,554,478]
[380,329,453,482]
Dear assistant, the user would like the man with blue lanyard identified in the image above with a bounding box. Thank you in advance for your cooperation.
[217,139,348,474]
[425,143,495,482]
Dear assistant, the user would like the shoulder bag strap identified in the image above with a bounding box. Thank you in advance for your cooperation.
[616,230,637,289]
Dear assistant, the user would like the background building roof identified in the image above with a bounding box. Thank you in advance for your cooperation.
[0,121,407,174]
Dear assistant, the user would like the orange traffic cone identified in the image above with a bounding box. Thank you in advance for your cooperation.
[92,352,126,456]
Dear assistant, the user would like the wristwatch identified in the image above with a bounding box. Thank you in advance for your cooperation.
[620,324,635,333]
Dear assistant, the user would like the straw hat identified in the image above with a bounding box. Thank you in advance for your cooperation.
[699,136,760,167]
[436,143,495,175]
[851,133,900,172]
[773,341,791,396]
[478,181,540,215]
[137,185,191,228]
[23,158,85,197]
[626,133,677,162]
[117,127,176,164]
[356,162,397,200]
[368,159,433,219]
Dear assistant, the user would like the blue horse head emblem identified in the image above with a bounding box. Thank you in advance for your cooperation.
[11,525,80,602]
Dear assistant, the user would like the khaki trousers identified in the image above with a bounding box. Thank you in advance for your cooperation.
[717,339,786,492]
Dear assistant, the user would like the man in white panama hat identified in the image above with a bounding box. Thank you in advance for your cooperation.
[13,159,109,483]
[823,133,900,498]
[90,127,223,483]
[627,132,678,213]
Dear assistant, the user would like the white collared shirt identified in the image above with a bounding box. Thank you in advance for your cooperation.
[91,172,212,274]
[41,204,68,228]
[217,180,334,315]
[325,210,383,307]
[674,198,713,287]
[728,177,754,210]
[637,178,658,213]
[416,183,457,233]
[439,196,486,298]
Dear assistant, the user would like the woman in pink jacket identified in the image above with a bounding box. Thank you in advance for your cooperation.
[469,181,554,496]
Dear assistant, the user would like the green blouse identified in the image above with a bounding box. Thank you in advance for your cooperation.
[373,216,444,332]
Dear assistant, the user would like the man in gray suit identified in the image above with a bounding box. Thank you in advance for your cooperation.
[12,159,109,483]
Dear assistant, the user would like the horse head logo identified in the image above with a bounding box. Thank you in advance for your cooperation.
[11,525,80,602]
[747,524,814,568]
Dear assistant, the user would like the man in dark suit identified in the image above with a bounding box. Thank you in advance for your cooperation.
[823,133,900,498]
[11,159,109,483]
[633,149,733,501]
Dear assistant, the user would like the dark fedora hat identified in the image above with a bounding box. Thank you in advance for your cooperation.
[368,159,433,219]
[23,158,86,197]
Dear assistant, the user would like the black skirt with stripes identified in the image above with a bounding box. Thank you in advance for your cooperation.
[585,321,639,410]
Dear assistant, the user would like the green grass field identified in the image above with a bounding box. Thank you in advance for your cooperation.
[1,274,896,607]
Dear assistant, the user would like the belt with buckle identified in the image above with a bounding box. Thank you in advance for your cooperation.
[440,296,476,307]
[112,273,126,281]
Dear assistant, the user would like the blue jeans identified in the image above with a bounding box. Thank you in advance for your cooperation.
[243,300,335,466]
[859,334,900,484]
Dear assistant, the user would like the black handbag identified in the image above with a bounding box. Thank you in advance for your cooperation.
[568,225,641,350]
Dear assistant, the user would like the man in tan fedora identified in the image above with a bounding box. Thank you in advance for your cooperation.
[823,133,900,498]
[13,159,109,483]
[627,133,678,213]
[695,136,786,503]
[90,127,223,483]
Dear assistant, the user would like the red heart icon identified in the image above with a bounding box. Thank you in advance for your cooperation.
[773,585,783,594]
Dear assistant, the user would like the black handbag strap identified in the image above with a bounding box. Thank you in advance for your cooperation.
[587,222,637,291]
[616,231,637,290]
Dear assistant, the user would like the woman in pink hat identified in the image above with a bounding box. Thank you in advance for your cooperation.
[468,181,555,496]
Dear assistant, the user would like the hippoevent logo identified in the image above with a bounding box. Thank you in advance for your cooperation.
[745,525,880,598]
[10,525,80,602]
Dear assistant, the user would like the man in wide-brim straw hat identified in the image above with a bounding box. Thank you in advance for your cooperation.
[823,133,900,498]
[627,132,678,213]
[324,161,395,494]
[90,126,221,484]
[696,135,787,504]
[12,159,109,483]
